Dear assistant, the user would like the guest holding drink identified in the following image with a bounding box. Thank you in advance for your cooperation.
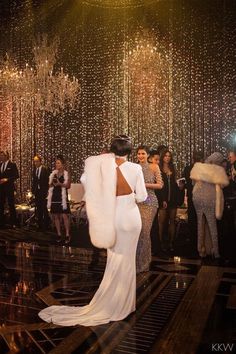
[47,156,71,243]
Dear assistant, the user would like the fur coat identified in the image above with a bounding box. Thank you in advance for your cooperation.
[47,170,69,210]
[190,162,229,220]
[83,153,117,249]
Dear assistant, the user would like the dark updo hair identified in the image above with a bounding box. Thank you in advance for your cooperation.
[156,144,168,155]
[56,154,66,165]
[110,135,132,156]
[148,149,159,163]
[192,150,204,163]
[136,145,150,154]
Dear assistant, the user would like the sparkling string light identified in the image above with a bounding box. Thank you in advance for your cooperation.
[0,96,12,154]
[122,29,169,150]
[0,0,235,194]
[83,0,159,9]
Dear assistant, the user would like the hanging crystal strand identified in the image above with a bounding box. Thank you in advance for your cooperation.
[0,34,80,197]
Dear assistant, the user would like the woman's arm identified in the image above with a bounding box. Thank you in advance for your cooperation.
[145,182,163,189]
[146,165,163,190]
[156,171,168,204]
[80,173,86,201]
[56,171,71,189]
[59,179,71,189]
[135,168,148,203]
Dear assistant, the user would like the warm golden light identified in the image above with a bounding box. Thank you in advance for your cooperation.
[83,0,158,8]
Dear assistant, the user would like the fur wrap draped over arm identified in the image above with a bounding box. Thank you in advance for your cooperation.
[190,162,229,187]
[83,153,117,249]
[47,170,69,211]
[190,162,229,220]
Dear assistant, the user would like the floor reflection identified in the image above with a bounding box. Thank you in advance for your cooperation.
[0,230,235,353]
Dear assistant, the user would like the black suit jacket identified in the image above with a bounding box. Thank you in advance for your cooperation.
[0,161,19,191]
[32,166,50,197]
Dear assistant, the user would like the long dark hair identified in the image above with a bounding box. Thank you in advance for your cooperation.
[159,149,176,179]
[148,149,159,163]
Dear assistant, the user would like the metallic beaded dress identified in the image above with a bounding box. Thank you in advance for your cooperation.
[193,181,219,256]
[136,163,159,273]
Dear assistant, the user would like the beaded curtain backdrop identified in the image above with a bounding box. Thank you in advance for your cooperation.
[0,0,236,198]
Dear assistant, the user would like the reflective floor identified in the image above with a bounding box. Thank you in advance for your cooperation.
[0,226,235,353]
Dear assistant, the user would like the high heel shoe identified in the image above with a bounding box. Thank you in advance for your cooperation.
[56,235,62,243]
[212,252,220,259]
[210,247,220,259]
[169,243,174,252]
[161,242,167,252]
[199,246,206,258]
[199,251,206,258]
[65,235,71,244]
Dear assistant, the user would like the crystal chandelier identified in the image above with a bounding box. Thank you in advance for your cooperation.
[0,34,80,198]
[121,30,169,146]
[0,34,80,116]
[123,34,167,94]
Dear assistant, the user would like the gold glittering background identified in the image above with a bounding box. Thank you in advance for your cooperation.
[0,0,236,197]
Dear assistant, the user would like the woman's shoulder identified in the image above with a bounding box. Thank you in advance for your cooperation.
[149,163,161,173]
[125,161,142,171]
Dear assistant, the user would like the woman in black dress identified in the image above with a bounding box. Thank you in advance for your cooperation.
[156,149,184,251]
[47,157,71,243]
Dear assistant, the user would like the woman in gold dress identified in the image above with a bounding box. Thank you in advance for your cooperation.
[136,146,163,273]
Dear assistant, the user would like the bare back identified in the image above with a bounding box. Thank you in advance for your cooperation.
[115,158,132,196]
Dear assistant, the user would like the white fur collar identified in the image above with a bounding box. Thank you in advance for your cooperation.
[84,153,117,249]
[47,170,69,210]
[190,162,229,187]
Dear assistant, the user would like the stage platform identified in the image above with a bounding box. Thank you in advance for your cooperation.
[0,227,235,353]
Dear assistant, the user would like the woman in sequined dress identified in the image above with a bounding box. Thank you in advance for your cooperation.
[191,152,229,258]
[136,146,163,273]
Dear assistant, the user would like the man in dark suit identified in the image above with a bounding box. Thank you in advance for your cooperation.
[0,151,19,228]
[32,155,50,230]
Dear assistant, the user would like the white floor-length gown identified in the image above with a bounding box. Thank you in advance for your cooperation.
[39,154,147,326]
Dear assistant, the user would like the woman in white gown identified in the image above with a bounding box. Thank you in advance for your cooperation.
[39,135,147,326]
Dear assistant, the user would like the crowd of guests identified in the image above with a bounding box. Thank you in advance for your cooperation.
[0,144,236,267]
[0,152,72,244]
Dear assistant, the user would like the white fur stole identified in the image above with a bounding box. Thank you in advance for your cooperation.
[83,153,117,249]
[190,162,229,186]
[47,170,69,210]
[191,162,229,220]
